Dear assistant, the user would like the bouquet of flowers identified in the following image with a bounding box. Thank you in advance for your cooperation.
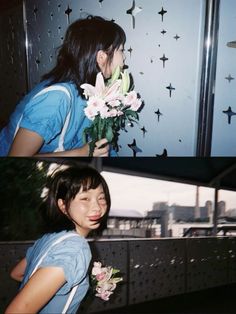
[91,261,123,301]
[81,66,142,155]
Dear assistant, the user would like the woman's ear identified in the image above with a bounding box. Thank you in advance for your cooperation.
[58,199,67,215]
[96,50,108,69]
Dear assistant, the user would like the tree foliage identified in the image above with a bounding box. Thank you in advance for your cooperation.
[0,158,49,240]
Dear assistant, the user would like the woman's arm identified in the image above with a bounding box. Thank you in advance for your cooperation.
[8,128,109,156]
[5,267,66,314]
[10,258,27,282]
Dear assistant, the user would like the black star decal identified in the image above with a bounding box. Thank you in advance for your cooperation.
[35,58,40,70]
[33,7,38,19]
[155,109,163,122]
[174,34,180,40]
[128,46,133,58]
[166,83,175,97]
[160,54,168,68]
[158,7,167,22]
[225,74,234,83]
[141,126,147,137]
[161,29,167,35]
[156,149,168,157]
[99,0,104,7]
[128,139,142,157]
[223,106,236,124]
[126,0,142,29]
[65,6,72,24]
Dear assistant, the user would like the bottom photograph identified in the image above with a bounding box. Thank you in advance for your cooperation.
[1,157,236,314]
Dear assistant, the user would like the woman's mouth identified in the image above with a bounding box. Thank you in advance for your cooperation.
[88,215,101,221]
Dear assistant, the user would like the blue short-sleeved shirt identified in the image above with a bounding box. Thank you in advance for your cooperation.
[21,230,92,314]
[0,80,118,156]
[0,81,91,155]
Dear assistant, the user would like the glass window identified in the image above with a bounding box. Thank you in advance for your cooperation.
[102,171,215,238]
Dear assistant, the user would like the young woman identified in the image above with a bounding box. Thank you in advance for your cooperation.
[0,16,126,156]
[5,166,111,313]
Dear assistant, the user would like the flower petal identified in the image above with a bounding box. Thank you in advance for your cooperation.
[95,72,106,96]
[104,80,121,102]
[80,83,96,98]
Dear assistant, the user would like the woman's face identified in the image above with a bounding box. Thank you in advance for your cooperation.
[58,184,108,237]
[102,44,126,79]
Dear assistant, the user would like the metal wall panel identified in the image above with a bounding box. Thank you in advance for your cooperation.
[0,3,27,126]
[1,238,235,312]
[211,0,236,156]
[186,237,229,292]
[0,242,31,312]
[228,237,236,283]
[24,0,205,156]
[128,239,186,304]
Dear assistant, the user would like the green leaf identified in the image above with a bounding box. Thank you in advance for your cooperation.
[105,125,114,142]
[89,141,96,157]
[112,269,121,275]
[125,110,139,120]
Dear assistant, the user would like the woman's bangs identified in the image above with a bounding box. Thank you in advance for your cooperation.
[80,175,102,192]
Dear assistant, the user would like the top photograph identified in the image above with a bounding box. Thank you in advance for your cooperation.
[0,0,235,157]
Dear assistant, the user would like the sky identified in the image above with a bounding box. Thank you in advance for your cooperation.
[102,171,236,216]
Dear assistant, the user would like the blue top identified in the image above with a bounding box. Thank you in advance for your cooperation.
[0,80,117,156]
[20,230,92,314]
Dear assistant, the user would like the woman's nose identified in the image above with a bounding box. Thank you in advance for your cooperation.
[91,199,101,211]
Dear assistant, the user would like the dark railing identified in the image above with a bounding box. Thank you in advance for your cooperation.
[1,237,236,313]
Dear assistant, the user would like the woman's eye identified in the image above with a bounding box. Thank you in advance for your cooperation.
[99,197,106,203]
[81,197,89,201]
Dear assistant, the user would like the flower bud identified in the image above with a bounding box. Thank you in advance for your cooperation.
[121,70,130,94]
[110,66,121,84]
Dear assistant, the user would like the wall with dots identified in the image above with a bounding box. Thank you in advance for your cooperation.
[0,0,236,156]
[1,237,236,312]
[24,0,205,156]
[0,2,27,126]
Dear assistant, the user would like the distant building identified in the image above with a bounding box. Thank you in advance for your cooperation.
[217,201,226,216]
[101,200,229,239]
[102,209,157,238]
[170,201,213,222]
[146,202,169,237]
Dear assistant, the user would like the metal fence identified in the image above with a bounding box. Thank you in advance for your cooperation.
[1,237,236,313]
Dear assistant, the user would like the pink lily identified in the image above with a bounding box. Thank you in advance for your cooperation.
[81,72,121,102]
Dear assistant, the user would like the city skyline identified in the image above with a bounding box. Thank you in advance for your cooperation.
[102,171,236,216]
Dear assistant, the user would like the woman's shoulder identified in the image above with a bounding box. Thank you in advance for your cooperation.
[41,231,89,250]
[28,231,90,260]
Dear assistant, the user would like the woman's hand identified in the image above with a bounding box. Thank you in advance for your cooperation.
[93,138,109,157]
[10,258,27,282]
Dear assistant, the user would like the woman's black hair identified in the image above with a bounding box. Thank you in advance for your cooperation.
[42,16,126,97]
[40,166,111,234]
